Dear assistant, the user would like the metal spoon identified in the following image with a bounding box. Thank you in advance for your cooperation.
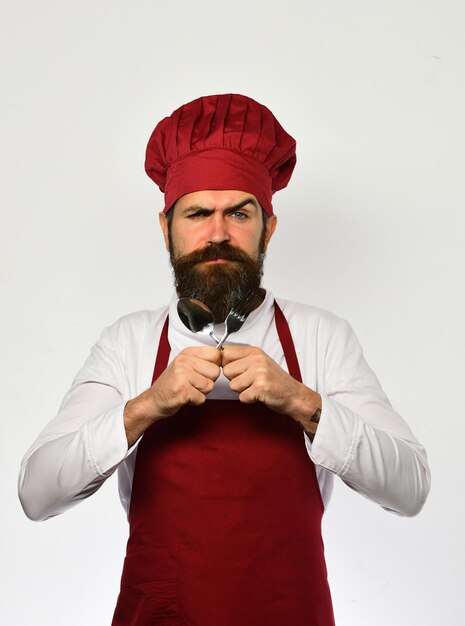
[177,298,221,344]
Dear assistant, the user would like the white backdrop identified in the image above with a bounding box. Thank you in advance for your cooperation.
[1,1,464,624]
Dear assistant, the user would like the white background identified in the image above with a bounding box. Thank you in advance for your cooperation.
[1,1,464,624]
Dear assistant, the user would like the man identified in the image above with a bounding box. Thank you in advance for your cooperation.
[19,94,430,626]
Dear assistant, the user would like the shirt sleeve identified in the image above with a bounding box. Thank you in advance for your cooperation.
[18,325,135,521]
[306,317,431,517]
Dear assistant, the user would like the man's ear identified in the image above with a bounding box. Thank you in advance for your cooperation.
[263,215,277,251]
[159,212,170,252]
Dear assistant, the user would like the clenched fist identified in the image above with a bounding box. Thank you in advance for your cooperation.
[124,346,221,446]
[222,345,321,433]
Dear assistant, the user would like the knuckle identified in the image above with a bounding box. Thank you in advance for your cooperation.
[210,364,220,380]
[191,392,206,406]
[174,353,189,368]
[181,347,196,355]
[170,366,184,380]
[251,353,265,366]
[172,379,188,397]
[229,379,240,392]
[256,375,271,394]
[203,379,214,393]
[239,390,253,404]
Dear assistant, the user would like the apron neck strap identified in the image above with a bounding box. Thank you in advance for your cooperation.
[273,301,302,383]
[152,316,170,384]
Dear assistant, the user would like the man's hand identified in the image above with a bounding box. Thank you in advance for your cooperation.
[124,347,221,446]
[222,346,322,435]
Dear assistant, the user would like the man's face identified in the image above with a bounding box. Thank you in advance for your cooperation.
[159,190,277,322]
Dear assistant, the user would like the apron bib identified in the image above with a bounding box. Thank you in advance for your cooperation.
[112,303,335,625]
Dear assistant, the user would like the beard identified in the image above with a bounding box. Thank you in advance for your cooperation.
[170,237,266,323]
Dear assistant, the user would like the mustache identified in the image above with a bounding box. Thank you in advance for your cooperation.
[175,243,253,266]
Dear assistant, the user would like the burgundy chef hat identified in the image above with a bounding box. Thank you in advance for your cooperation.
[145,93,296,216]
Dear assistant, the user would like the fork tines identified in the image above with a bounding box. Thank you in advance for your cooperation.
[230,290,261,318]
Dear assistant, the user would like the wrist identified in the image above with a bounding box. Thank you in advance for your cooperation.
[293,388,322,435]
[302,405,321,440]
[123,394,162,447]
[124,396,153,424]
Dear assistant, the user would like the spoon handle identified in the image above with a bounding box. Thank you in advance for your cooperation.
[209,330,222,345]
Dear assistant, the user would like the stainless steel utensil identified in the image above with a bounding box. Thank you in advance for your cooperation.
[216,291,261,349]
[177,298,221,344]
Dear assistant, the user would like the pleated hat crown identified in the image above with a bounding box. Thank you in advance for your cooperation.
[145,94,296,216]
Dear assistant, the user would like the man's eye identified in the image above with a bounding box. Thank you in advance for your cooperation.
[187,211,209,219]
[231,211,247,219]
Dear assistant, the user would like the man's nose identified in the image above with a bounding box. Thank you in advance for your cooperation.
[207,214,230,244]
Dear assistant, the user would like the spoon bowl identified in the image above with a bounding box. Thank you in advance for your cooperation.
[177,298,220,344]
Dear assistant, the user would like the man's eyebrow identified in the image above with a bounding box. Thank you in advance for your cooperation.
[181,198,258,215]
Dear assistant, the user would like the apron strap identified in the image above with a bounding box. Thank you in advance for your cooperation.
[273,301,303,383]
[152,316,170,384]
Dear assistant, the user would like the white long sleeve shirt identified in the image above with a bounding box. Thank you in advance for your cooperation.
[18,289,430,522]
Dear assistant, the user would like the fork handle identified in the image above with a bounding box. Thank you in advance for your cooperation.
[216,331,229,350]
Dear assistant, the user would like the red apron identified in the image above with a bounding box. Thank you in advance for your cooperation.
[112,303,335,625]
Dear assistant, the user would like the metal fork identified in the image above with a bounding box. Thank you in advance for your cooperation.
[216,291,261,349]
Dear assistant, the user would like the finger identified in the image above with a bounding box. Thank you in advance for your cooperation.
[171,352,221,381]
[182,346,222,365]
[186,388,208,406]
[164,372,214,408]
[221,345,258,366]
[222,358,249,380]
[151,374,207,415]
[187,371,216,395]
[191,358,221,381]
[224,352,273,384]
[228,371,254,394]
[238,387,260,405]
[164,357,217,392]
[169,378,208,405]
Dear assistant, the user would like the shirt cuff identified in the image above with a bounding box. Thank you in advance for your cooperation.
[305,394,360,475]
[84,402,135,477]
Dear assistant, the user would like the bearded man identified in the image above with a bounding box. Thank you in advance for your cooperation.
[19,94,431,626]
